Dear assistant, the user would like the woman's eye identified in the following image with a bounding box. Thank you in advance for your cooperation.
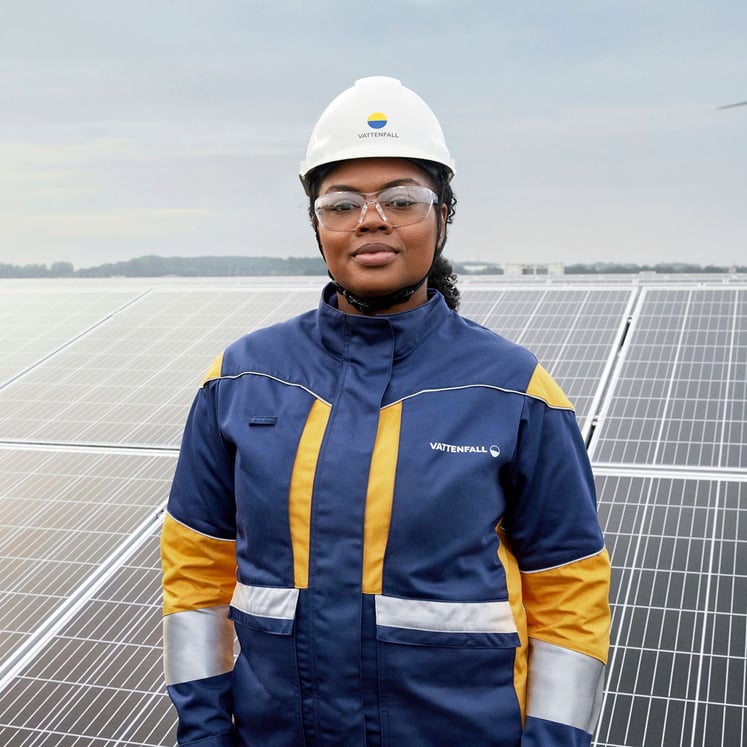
[328,201,358,213]
[385,198,415,210]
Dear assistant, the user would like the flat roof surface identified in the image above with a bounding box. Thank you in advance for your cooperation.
[1,275,744,746]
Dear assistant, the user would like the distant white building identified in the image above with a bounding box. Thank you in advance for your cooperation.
[503,262,565,276]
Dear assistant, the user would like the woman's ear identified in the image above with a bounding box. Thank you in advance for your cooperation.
[313,225,327,261]
[437,203,448,249]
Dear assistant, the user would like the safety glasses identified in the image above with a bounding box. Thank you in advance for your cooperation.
[314,185,438,232]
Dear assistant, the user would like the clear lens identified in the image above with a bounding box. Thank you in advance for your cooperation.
[315,186,437,231]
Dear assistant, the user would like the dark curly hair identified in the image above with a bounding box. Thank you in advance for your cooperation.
[304,159,461,311]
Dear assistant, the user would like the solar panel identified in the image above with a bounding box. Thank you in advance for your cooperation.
[0,528,176,746]
[0,275,744,747]
[594,470,746,747]
[0,287,321,448]
[589,287,747,469]
[0,446,176,684]
[0,285,146,389]
[460,285,634,435]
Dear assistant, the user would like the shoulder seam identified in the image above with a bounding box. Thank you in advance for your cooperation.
[383,382,575,411]
[164,510,237,543]
[202,370,331,407]
[520,547,608,574]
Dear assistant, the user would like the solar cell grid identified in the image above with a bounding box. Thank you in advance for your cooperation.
[0,448,175,681]
[0,288,146,389]
[480,288,545,341]
[590,287,747,469]
[457,288,509,321]
[0,531,175,746]
[0,288,321,448]
[460,286,633,434]
[595,473,746,747]
[516,289,632,430]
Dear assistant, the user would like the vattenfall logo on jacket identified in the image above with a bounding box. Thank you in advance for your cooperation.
[430,442,501,458]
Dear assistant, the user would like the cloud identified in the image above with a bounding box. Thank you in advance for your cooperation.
[7,207,214,238]
[0,1,745,268]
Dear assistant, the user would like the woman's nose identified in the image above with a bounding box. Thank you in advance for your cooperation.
[355,200,393,233]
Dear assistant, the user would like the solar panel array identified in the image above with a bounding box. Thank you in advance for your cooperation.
[0,275,744,747]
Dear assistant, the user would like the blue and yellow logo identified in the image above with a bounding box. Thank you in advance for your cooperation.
[367,112,388,129]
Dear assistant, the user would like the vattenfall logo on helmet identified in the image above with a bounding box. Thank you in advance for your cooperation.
[359,111,400,140]
[367,112,387,129]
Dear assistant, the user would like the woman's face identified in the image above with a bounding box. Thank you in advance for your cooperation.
[316,158,446,315]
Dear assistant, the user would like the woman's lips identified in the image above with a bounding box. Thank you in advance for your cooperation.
[353,244,398,267]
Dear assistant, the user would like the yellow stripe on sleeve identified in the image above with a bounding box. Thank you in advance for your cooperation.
[496,526,528,724]
[201,351,224,387]
[160,513,237,616]
[362,402,402,595]
[521,549,611,664]
[526,364,574,410]
[289,399,332,588]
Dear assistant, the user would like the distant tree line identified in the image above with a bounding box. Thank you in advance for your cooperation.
[0,255,328,278]
[0,256,744,278]
[563,261,745,274]
[0,261,77,278]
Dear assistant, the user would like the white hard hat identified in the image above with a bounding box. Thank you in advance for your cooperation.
[299,76,455,191]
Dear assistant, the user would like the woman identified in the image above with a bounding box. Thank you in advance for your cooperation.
[161,76,611,747]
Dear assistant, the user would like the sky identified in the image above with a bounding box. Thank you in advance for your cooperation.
[1,0,745,270]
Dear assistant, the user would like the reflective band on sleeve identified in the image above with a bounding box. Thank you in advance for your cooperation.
[230,582,299,620]
[163,606,234,686]
[526,638,605,734]
[375,595,517,633]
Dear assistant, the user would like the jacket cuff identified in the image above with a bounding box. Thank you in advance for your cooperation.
[177,733,236,747]
[167,671,234,745]
[521,715,591,747]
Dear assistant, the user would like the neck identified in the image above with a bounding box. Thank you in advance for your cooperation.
[332,276,429,315]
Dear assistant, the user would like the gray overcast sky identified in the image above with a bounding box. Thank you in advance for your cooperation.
[1,0,745,269]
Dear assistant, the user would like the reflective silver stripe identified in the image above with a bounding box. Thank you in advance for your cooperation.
[230,582,299,619]
[163,606,234,686]
[375,595,517,633]
[526,638,606,734]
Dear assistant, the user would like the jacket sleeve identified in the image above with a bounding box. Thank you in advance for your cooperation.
[506,365,611,747]
[161,356,238,746]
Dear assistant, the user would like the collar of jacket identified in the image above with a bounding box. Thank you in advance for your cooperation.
[317,282,451,361]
